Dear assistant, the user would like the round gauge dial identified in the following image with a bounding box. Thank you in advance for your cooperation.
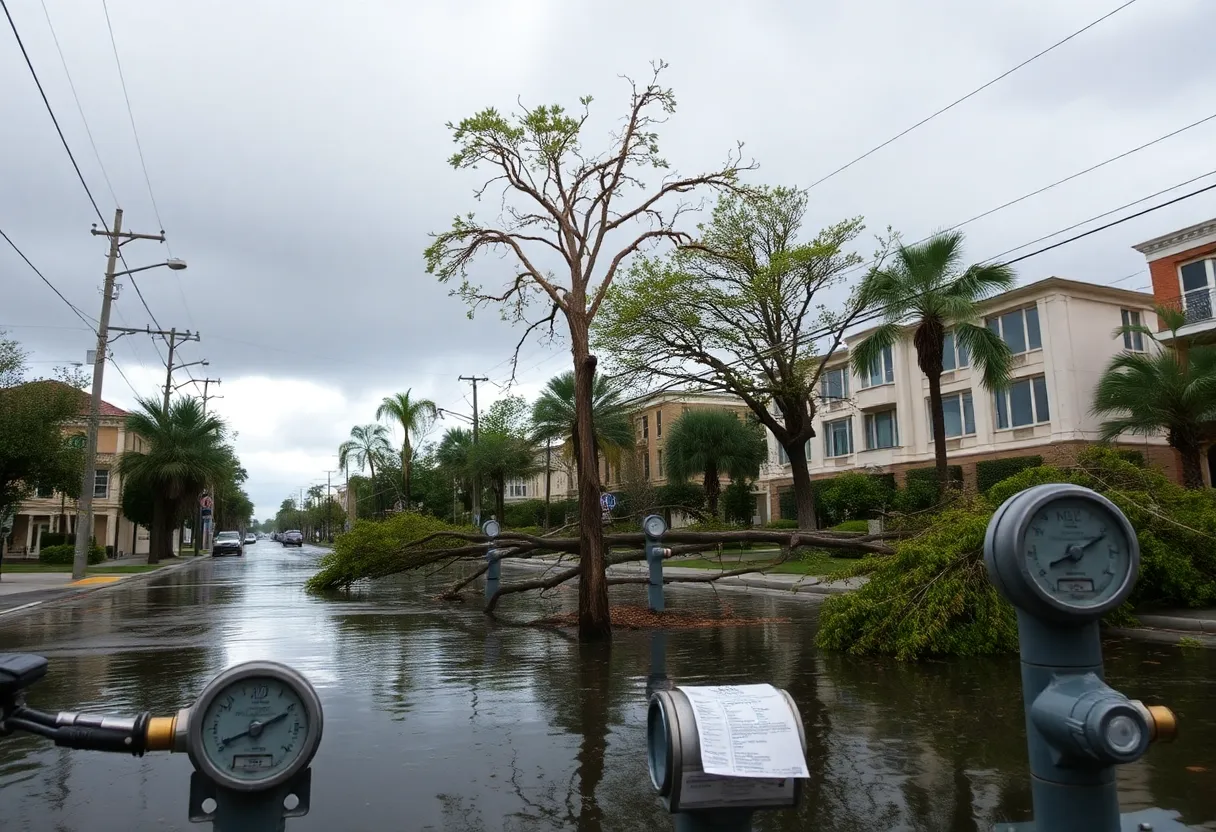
[187,662,323,791]
[643,514,667,538]
[482,519,501,538]
[1023,495,1133,609]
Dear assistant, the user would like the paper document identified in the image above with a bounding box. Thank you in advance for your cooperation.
[680,684,810,778]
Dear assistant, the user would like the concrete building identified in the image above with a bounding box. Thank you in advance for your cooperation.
[3,384,165,558]
[504,443,576,505]
[757,277,1177,522]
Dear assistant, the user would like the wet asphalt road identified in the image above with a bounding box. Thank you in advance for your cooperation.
[1,542,1215,831]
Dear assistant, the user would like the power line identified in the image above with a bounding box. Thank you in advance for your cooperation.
[38,0,118,206]
[806,0,1142,191]
[0,226,97,330]
[1,0,108,229]
[108,355,140,398]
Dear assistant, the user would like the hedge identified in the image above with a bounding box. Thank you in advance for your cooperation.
[976,456,1043,494]
[814,473,894,526]
[38,543,104,566]
[904,465,963,488]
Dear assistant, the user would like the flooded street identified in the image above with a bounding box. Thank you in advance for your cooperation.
[1,544,1213,831]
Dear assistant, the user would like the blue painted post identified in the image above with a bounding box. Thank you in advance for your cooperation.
[482,519,501,602]
[643,515,670,613]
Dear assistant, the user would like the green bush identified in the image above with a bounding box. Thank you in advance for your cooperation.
[831,520,870,533]
[38,543,104,565]
[815,473,893,526]
[306,512,462,591]
[765,518,799,529]
[976,456,1043,494]
[656,481,705,513]
[502,498,577,529]
[904,465,963,489]
[721,479,755,525]
[40,532,74,547]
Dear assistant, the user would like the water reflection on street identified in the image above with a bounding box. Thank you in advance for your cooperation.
[1,546,1213,831]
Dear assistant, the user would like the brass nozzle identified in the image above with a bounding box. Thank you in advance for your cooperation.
[1146,705,1178,743]
[145,715,178,751]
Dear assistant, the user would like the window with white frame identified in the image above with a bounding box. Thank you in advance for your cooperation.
[1180,258,1216,321]
[777,440,811,466]
[986,306,1042,355]
[641,415,649,439]
[863,410,898,450]
[823,418,853,458]
[941,331,971,371]
[1120,309,1145,351]
[94,470,110,499]
[859,345,894,388]
[507,480,528,498]
[930,392,976,440]
[820,367,849,401]
[994,375,1050,429]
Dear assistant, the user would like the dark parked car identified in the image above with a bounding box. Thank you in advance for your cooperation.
[282,530,304,547]
[212,531,244,557]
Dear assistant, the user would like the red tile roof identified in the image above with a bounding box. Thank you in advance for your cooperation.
[19,380,129,418]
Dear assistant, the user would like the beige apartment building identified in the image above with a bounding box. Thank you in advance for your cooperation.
[3,384,166,558]
[758,277,1179,522]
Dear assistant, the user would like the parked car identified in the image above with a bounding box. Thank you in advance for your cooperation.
[244,533,257,545]
[282,530,304,547]
[212,531,244,557]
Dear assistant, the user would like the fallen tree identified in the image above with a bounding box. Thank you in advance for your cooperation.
[305,511,896,614]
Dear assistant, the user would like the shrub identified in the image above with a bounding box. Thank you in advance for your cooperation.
[502,498,578,529]
[976,456,1043,494]
[765,518,799,529]
[904,465,963,489]
[656,481,705,513]
[721,479,755,525]
[831,520,870,533]
[40,532,74,547]
[38,543,104,565]
[306,512,461,591]
[815,473,893,526]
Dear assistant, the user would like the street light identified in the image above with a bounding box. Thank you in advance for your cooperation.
[113,258,188,277]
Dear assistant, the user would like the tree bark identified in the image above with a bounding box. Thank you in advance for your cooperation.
[926,371,950,491]
[570,314,612,641]
[1177,440,1205,489]
[494,475,506,522]
[148,497,169,564]
[368,456,378,516]
[703,460,720,517]
[785,439,819,529]
[402,442,411,508]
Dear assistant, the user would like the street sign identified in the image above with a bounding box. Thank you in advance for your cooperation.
[200,495,214,510]
[600,493,617,511]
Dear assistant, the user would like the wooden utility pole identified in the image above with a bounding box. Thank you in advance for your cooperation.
[458,375,488,527]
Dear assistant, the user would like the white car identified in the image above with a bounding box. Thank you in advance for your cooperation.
[244,533,257,545]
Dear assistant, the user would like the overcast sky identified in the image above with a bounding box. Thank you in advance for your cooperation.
[4,0,1215,519]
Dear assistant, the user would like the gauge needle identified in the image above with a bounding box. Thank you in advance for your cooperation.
[1048,533,1106,568]
[219,712,291,747]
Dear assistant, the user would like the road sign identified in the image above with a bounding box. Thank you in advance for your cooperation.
[600,493,617,511]
[200,495,214,510]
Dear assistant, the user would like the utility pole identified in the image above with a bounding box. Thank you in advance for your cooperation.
[161,328,201,410]
[324,470,335,542]
[73,209,177,580]
[458,375,488,527]
[191,375,220,558]
[544,439,552,532]
[199,377,222,414]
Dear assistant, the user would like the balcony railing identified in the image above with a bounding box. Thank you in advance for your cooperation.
[1159,289,1216,326]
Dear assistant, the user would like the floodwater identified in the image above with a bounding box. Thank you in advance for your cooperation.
[0,545,1213,831]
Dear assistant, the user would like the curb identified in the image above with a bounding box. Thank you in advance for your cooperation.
[1106,626,1216,648]
[1133,613,1216,634]
[0,556,206,621]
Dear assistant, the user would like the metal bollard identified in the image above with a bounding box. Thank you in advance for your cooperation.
[482,519,501,602]
[643,514,671,613]
[984,484,1186,832]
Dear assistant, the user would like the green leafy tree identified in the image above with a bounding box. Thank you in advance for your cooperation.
[596,186,879,530]
[338,424,393,516]
[435,427,474,518]
[424,63,753,641]
[852,231,1014,491]
[473,397,539,522]
[376,389,438,508]
[118,396,229,563]
[664,409,766,516]
[1093,306,1216,488]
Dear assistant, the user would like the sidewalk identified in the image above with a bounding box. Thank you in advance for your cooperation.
[0,556,203,618]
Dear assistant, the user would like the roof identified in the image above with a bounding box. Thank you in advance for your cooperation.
[1132,218,1216,256]
[624,388,748,410]
[18,380,128,418]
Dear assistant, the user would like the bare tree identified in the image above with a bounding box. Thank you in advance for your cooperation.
[424,62,754,641]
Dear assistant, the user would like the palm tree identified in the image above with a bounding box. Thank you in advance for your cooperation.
[436,427,474,517]
[664,409,767,516]
[376,389,438,508]
[1093,306,1216,489]
[852,231,1014,490]
[118,396,229,563]
[338,424,393,515]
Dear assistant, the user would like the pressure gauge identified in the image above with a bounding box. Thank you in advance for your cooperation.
[643,514,667,538]
[187,661,324,792]
[482,519,501,538]
[984,484,1139,621]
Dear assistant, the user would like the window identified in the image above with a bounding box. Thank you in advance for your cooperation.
[94,470,110,499]
[777,440,811,466]
[657,449,663,475]
[931,392,976,439]
[508,481,527,498]
[656,410,662,437]
[941,331,971,371]
[643,452,651,479]
[1121,309,1145,352]
[35,484,54,498]
[1178,258,1216,323]
[987,306,1041,354]
[823,418,853,458]
[995,375,1050,429]
[860,345,894,388]
[642,415,649,439]
[864,410,898,450]
[820,367,849,401]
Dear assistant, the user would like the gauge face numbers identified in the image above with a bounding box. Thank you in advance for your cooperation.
[1024,497,1130,608]
[199,676,309,784]
[644,515,667,538]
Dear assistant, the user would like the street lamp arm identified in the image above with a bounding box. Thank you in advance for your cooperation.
[437,408,474,424]
[111,258,187,277]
